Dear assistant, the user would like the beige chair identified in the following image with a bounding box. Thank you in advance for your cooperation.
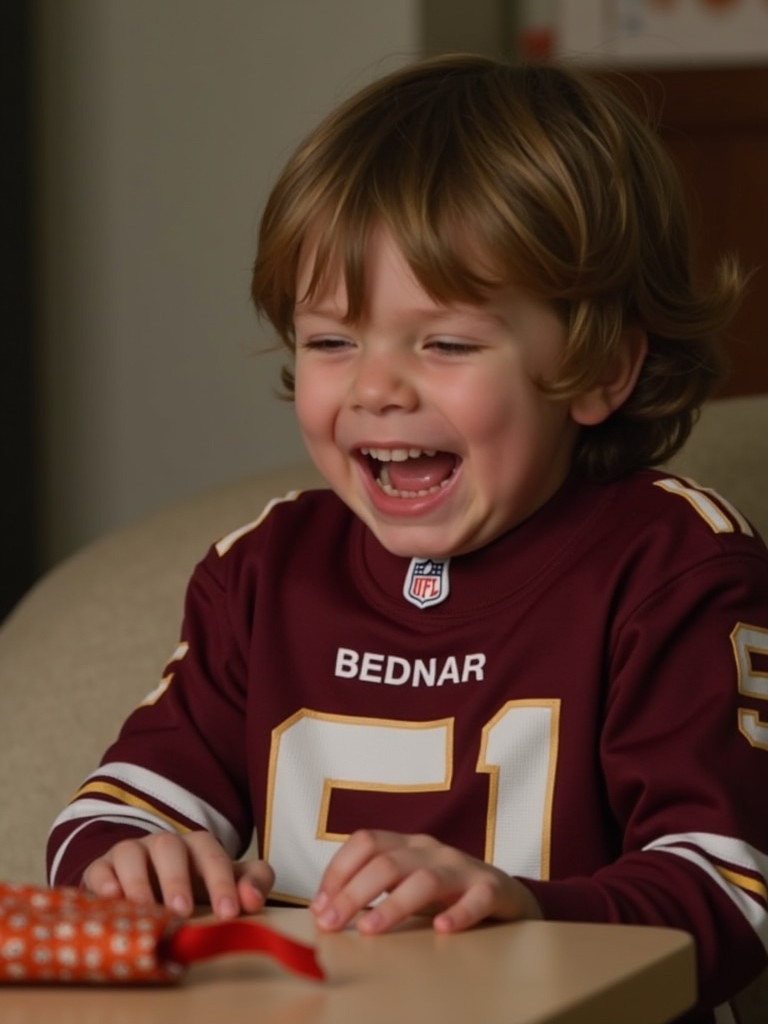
[0,395,766,885]
[0,463,324,883]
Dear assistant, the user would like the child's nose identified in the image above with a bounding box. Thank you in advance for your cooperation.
[350,351,418,414]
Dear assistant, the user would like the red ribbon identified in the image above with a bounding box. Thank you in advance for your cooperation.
[168,918,325,980]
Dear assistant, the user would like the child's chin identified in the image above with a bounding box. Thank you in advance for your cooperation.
[371,527,461,561]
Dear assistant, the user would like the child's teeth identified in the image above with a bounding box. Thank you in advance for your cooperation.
[361,447,437,462]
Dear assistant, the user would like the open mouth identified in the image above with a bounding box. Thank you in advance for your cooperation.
[359,447,459,498]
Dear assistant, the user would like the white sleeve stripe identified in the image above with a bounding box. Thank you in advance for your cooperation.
[651,845,768,951]
[48,814,166,886]
[645,831,768,887]
[654,478,735,533]
[660,476,754,537]
[72,783,196,835]
[50,797,188,837]
[67,762,242,856]
[698,484,754,537]
[215,491,302,557]
[645,832,768,951]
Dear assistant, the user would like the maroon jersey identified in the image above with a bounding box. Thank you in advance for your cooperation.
[48,470,768,1021]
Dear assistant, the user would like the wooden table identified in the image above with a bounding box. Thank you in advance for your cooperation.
[2,907,696,1024]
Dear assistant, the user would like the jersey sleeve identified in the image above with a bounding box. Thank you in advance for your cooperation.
[522,545,768,1009]
[46,543,255,888]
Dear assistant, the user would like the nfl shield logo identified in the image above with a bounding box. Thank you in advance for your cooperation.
[403,557,451,609]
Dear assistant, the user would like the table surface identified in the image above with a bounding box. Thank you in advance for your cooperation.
[2,907,696,1024]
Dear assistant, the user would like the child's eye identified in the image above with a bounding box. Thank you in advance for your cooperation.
[302,336,353,352]
[427,338,481,355]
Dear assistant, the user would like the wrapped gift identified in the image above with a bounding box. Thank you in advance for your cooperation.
[0,883,324,984]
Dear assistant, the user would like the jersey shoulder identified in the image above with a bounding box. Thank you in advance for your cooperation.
[201,486,351,572]
[615,469,766,554]
[183,487,352,622]
[211,487,335,556]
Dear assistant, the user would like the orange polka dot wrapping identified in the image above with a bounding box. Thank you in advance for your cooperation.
[0,883,180,984]
[0,883,325,985]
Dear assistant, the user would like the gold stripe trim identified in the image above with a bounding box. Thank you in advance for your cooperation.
[716,865,768,903]
[72,781,192,835]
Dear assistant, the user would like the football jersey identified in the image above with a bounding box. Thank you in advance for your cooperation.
[48,469,768,1021]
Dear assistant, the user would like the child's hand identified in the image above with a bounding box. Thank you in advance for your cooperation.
[81,830,275,919]
[310,829,541,935]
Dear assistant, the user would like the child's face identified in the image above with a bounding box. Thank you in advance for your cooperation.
[292,229,580,559]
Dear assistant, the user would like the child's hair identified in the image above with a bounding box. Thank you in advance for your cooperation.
[252,53,744,479]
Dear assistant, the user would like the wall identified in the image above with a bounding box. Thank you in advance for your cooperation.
[34,0,418,566]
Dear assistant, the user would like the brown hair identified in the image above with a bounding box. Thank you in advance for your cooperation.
[252,54,744,479]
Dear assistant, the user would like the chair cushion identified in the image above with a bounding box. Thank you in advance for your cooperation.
[0,464,322,883]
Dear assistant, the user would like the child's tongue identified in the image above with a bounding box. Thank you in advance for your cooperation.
[385,451,456,492]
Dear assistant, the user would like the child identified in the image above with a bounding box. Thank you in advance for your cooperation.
[48,55,768,1022]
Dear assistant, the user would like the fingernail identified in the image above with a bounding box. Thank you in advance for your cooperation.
[434,913,455,933]
[317,907,339,930]
[171,895,191,916]
[217,896,238,918]
[312,891,329,913]
[359,910,382,934]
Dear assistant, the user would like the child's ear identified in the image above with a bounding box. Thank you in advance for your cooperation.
[569,326,648,427]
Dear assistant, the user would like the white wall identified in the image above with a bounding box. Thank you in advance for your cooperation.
[34,0,419,566]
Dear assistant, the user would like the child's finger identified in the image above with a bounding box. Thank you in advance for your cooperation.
[315,829,398,901]
[356,868,445,934]
[109,838,168,907]
[183,831,242,918]
[314,833,427,931]
[234,859,275,913]
[315,860,401,931]
[138,832,198,915]
[431,881,497,934]
[81,858,124,900]
[433,876,542,933]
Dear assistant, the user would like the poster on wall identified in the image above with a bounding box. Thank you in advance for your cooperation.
[554,0,768,63]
